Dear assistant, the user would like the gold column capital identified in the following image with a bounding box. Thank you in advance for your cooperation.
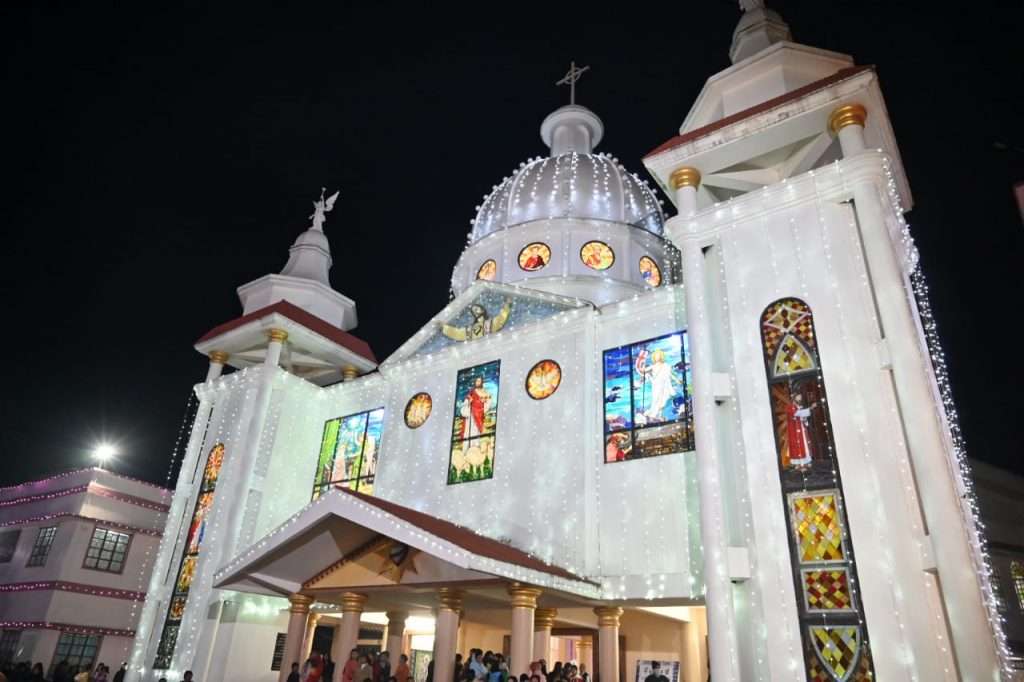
[342,366,359,381]
[534,607,558,629]
[669,166,701,190]
[288,593,314,613]
[340,592,368,613]
[828,103,868,135]
[386,610,409,623]
[308,612,321,624]
[507,583,542,609]
[593,606,623,627]
[208,350,230,365]
[577,637,592,650]
[268,328,289,343]
[438,587,464,612]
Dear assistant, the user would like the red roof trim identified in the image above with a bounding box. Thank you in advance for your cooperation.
[340,488,597,586]
[644,65,874,159]
[197,300,376,363]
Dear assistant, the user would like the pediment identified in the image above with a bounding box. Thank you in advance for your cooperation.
[382,282,587,368]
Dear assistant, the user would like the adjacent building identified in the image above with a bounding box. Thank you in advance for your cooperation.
[0,468,170,673]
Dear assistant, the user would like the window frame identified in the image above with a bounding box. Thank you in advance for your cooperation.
[0,529,21,563]
[311,408,386,500]
[26,526,58,567]
[1011,560,1024,611]
[49,632,101,677]
[0,630,21,664]
[81,526,133,575]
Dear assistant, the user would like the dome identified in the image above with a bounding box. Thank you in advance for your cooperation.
[468,105,665,244]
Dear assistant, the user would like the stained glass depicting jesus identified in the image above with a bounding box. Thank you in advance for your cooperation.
[449,360,500,484]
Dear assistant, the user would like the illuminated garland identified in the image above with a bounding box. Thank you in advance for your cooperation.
[0,621,136,638]
[0,513,163,536]
[0,482,170,511]
[0,581,146,601]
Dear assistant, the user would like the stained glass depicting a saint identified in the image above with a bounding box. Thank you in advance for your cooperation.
[449,360,500,484]
[580,241,614,270]
[176,556,196,592]
[639,256,662,287]
[518,243,550,271]
[185,492,213,554]
[477,259,497,281]
[631,335,687,427]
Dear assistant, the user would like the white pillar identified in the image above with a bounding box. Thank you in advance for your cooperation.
[206,351,229,381]
[533,608,556,667]
[279,595,313,682]
[576,637,592,677]
[668,167,740,682]
[386,611,407,657]
[433,589,462,682]
[302,612,321,661]
[220,328,287,556]
[593,608,621,682]
[330,593,367,667]
[830,104,1000,679]
[508,584,540,676]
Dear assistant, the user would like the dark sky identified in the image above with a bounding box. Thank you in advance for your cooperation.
[1,2,1021,487]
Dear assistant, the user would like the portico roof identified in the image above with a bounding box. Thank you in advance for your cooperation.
[213,487,601,603]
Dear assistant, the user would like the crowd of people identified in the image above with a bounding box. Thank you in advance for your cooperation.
[289,648,590,682]
[0,661,128,682]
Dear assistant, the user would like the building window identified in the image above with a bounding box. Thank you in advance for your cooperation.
[517,242,550,271]
[760,298,875,679]
[0,630,20,664]
[83,527,130,573]
[154,442,225,669]
[26,526,58,567]
[603,331,693,462]
[270,633,287,671]
[311,408,385,499]
[0,529,21,563]
[1012,560,1024,611]
[50,633,101,675]
[448,360,500,484]
[580,240,615,270]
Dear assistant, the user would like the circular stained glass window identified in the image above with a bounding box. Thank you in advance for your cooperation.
[580,240,615,270]
[476,259,497,281]
[404,392,432,429]
[518,242,551,272]
[525,359,562,400]
[639,256,662,287]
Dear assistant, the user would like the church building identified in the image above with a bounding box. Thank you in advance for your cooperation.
[126,4,1011,681]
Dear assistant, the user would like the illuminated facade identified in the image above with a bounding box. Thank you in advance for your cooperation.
[127,5,1010,682]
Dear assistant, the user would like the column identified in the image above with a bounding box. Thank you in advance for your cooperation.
[576,637,592,676]
[302,612,321,660]
[220,328,287,556]
[386,611,408,656]
[533,608,557,666]
[667,167,740,682]
[206,350,229,381]
[593,608,622,682]
[433,588,463,682]
[508,584,541,676]
[279,594,313,682]
[828,104,1000,679]
[330,592,367,665]
[342,366,360,382]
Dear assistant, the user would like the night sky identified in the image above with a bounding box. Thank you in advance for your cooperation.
[1,2,1021,487]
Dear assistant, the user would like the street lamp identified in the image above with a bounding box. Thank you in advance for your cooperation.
[93,443,118,469]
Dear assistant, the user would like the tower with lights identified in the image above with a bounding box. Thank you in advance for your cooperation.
[126,6,1009,682]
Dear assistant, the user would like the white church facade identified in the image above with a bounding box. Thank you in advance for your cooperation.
[126,6,1012,682]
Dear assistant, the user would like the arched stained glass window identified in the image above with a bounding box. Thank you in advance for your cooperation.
[1012,560,1024,610]
[760,298,875,681]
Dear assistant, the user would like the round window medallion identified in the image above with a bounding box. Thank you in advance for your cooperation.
[518,243,551,272]
[639,256,662,287]
[526,359,562,400]
[580,241,615,270]
[404,392,433,429]
[476,259,497,281]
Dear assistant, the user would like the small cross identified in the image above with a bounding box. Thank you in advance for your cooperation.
[556,61,590,105]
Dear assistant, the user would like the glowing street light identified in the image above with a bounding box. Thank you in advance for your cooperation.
[93,443,118,469]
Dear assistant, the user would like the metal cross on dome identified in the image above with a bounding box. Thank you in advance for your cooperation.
[556,61,590,105]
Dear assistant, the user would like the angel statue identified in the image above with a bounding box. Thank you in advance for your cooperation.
[442,300,512,341]
[309,187,339,232]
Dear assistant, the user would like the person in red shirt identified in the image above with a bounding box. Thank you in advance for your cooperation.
[393,654,411,682]
[342,650,360,682]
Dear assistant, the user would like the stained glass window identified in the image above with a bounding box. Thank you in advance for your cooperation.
[449,360,500,484]
[477,259,497,281]
[760,298,874,680]
[404,393,432,429]
[153,443,224,670]
[311,408,384,499]
[526,359,561,400]
[82,527,130,573]
[1012,560,1024,611]
[580,241,614,270]
[26,526,57,567]
[639,256,662,287]
[603,332,693,462]
[518,243,550,272]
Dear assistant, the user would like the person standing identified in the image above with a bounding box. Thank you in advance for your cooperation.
[643,662,668,682]
[342,650,360,682]
[287,663,302,682]
[394,655,411,682]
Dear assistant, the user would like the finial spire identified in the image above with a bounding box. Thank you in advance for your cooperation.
[738,0,765,10]
[309,187,339,232]
[556,61,590,105]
